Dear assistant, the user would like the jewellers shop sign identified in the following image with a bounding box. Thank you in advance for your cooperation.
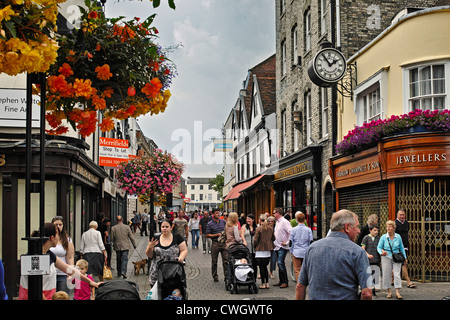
[99,137,129,168]
[0,88,40,127]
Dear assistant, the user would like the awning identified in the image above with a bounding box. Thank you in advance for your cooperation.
[223,174,265,201]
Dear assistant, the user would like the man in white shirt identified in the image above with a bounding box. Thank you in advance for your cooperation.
[273,208,292,288]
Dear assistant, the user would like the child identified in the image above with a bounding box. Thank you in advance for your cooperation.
[164,288,183,300]
[361,225,381,295]
[52,291,70,300]
[73,259,95,300]
[234,258,253,282]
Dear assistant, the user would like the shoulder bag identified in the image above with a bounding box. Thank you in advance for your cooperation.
[387,236,405,263]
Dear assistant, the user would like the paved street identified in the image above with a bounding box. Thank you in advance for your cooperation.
[108,232,450,301]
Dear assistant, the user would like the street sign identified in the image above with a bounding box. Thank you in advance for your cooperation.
[20,255,50,276]
[183,198,191,202]
[213,139,234,152]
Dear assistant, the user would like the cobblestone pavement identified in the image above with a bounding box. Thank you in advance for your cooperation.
[109,233,450,301]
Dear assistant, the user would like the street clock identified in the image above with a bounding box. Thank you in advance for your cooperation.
[308,47,347,87]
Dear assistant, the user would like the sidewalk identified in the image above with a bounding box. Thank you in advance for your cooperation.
[109,232,450,301]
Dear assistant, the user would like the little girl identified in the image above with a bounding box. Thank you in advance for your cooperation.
[73,259,95,300]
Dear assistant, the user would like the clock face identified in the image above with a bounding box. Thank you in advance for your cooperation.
[313,48,346,83]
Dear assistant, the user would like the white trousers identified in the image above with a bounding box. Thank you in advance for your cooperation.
[381,255,402,289]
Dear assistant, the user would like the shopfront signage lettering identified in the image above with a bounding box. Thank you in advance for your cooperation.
[336,161,379,178]
[76,164,99,185]
[0,88,41,127]
[395,153,447,165]
[274,160,311,181]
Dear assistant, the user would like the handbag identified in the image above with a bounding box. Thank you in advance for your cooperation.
[218,231,226,244]
[103,265,113,280]
[387,237,405,263]
[146,281,159,300]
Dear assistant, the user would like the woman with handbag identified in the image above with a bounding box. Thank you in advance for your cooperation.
[377,220,407,299]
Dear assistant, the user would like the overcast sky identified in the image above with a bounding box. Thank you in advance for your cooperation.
[104,0,275,179]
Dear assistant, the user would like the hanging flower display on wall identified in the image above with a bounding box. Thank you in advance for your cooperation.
[336,109,450,155]
[45,0,177,137]
[0,0,63,75]
[116,148,184,204]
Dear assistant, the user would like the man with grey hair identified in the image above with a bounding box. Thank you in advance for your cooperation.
[296,209,372,300]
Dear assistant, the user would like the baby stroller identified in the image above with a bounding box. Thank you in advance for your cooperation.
[226,243,258,294]
[95,280,141,300]
[156,260,188,300]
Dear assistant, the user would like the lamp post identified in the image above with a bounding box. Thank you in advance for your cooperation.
[21,72,47,300]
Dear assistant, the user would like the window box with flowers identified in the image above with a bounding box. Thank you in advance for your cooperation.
[336,109,450,155]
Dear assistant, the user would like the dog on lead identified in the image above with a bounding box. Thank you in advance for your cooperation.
[132,259,147,275]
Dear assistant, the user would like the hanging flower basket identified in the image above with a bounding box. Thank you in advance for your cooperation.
[116,148,184,203]
[44,0,177,137]
[336,109,450,155]
[0,0,63,75]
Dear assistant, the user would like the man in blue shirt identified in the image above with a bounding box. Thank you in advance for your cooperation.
[296,209,372,300]
[206,209,228,282]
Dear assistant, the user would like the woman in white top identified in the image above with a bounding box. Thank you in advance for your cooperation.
[80,221,107,281]
[188,212,201,249]
[50,216,74,294]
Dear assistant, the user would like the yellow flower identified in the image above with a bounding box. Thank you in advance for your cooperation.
[22,49,43,71]
[0,6,17,23]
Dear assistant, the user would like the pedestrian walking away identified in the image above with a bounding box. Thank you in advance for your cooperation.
[141,209,149,237]
[289,211,313,284]
[253,214,275,289]
[297,209,372,300]
[111,215,137,279]
[206,208,228,283]
[80,221,107,282]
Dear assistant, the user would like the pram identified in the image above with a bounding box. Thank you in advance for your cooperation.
[156,260,188,300]
[226,243,258,294]
[95,280,141,300]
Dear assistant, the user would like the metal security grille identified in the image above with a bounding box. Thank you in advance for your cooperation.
[396,177,450,282]
[338,182,389,235]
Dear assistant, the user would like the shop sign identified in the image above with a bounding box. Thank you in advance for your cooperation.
[274,160,311,181]
[394,152,447,166]
[336,161,380,178]
[0,88,40,128]
[99,137,129,167]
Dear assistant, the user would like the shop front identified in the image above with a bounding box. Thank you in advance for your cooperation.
[272,146,322,239]
[0,135,108,298]
[329,132,450,282]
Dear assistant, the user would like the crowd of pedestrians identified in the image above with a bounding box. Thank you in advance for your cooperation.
[3,205,419,301]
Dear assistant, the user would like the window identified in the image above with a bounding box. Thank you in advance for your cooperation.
[208,185,212,190]
[407,63,446,111]
[291,24,298,66]
[191,185,195,190]
[354,69,387,126]
[363,87,381,122]
[305,9,311,52]
[305,90,312,145]
[191,194,195,201]
[200,194,203,201]
[200,185,203,190]
[293,100,299,151]
[280,0,286,16]
[208,194,212,201]
[281,39,287,76]
[321,87,329,138]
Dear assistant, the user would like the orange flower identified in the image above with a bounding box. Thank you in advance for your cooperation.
[45,112,63,128]
[95,42,101,51]
[127,104,137,116]
[95,64,113,81]
[73,79,93,99]
[141,78,162,98]
[92,95,107,110]
[58,63,73,77]
[103,87,114,98]
[46,126,69,136]
[99,117,115,132]
[88,11,98,19]
[47,75,73,97]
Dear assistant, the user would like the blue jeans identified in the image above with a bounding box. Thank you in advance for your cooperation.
[116,250,129,276]
[191,229,200,248]
[276,248,289,285]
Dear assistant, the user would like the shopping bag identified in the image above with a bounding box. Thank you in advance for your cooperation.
[146,281,159,300]
[103,265,113,280]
